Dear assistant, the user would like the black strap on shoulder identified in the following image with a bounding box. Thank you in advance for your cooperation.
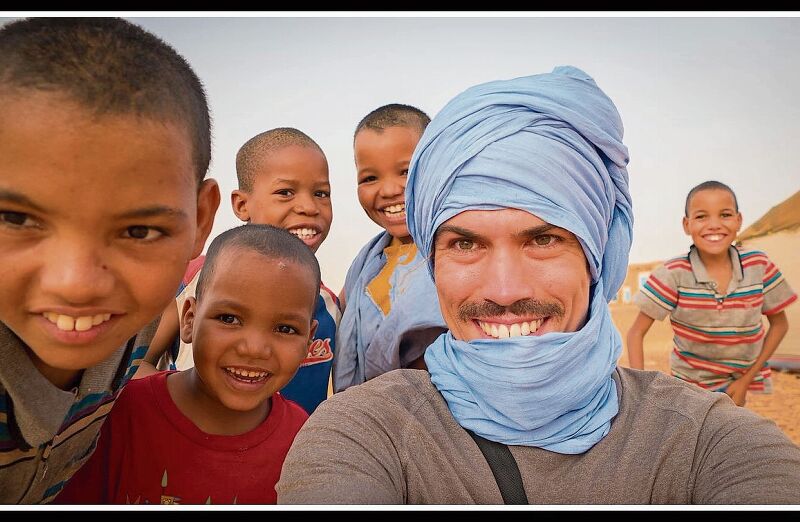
[466,429,529,504]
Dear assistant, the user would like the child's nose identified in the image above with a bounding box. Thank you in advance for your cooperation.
[293,193,320,215]
[378,178,405,199]
[236,331,273,359]
[39,241,115,304]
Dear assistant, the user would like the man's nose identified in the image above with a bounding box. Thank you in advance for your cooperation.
[480,248,536,307]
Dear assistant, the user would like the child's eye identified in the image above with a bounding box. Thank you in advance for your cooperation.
[400,169,409,177]
[217,314,240,325]
[358,176,377,185]
[314,190,330,199]
[275,189,294,197]
[0,211,36,228]
[276,324,298,335]
[124,226,164,241]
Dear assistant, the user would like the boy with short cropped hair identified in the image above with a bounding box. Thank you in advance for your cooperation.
[0,17,220,503]
[56,225,315,504]
[333,104,447,392]
[140,127,340,415]
[627,180,796,406]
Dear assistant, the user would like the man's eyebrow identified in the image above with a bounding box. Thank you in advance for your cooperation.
[516,224,557,238]
[0,189,45,212]
[113,206,189,220]
[435,225,480,241]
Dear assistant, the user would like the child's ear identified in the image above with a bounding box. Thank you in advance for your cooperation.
[682,216,690,235]
[307,319,319,344]
[230,190,251,222]
[179,297,197,344]
[735,212,743,232]
[191,179,221,259]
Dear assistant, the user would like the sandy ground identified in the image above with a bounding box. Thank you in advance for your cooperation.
[612,302,800,446]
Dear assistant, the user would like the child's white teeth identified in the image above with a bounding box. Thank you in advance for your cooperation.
[478,319,543,339]
[75,316,93,332]
[290,228,318,239]
[44,312,113,331]
[706,234,723,241]
[383,204,405,215]
[57,315,74,331]
[225,367,269,379]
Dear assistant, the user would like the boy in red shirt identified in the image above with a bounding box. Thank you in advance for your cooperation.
[56,224,318,504]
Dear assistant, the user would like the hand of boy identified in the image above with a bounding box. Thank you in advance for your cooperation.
[725,377,749,407]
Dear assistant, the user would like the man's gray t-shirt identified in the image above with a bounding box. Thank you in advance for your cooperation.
[277,367,800,504]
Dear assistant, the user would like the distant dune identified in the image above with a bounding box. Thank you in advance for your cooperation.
[738,189,800,242]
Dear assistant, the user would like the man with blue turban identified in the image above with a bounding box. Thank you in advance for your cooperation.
[277,66,800,504]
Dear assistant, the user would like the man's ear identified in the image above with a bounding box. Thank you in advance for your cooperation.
[231,190,251,222]
[179,297,197,344]
[191,179,221,258]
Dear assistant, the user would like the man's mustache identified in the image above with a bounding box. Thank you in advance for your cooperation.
[457,299,565,322]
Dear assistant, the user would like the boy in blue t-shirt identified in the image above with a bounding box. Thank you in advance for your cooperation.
[140,128,340,414]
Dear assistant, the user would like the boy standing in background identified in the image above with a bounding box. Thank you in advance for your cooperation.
[628,181,796,406]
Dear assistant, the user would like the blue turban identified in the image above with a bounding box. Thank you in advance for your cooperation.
[407,66,633,453]
[407,65,632,300]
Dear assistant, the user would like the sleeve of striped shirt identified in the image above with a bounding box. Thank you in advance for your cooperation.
[632,263,677,321]
[761,254,797,315]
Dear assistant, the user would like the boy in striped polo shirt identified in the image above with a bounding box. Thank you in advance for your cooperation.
[628,181,796,406]
[0,18,220,502]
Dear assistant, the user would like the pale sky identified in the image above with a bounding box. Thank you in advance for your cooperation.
[4,13,800,292]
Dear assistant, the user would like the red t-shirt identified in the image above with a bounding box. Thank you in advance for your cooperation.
[55,371,308,505]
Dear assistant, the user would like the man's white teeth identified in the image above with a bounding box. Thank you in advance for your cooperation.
[705,234,724,242]
[289,228,318,240]
[44,312,112,332]
[479,319,543,339]
[383,204,405,215]
[225,367,269,380]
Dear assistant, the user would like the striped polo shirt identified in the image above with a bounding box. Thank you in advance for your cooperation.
[633,245,797,392]
[0,320,155,503]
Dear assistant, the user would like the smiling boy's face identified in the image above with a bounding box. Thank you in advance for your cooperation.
[682,188,742,257]
[180,248,318,415]
[0,92,219,388]
[231,145,332,253]
[354,126,421,244]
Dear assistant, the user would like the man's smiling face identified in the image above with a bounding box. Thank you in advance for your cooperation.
[433,208,591,342]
